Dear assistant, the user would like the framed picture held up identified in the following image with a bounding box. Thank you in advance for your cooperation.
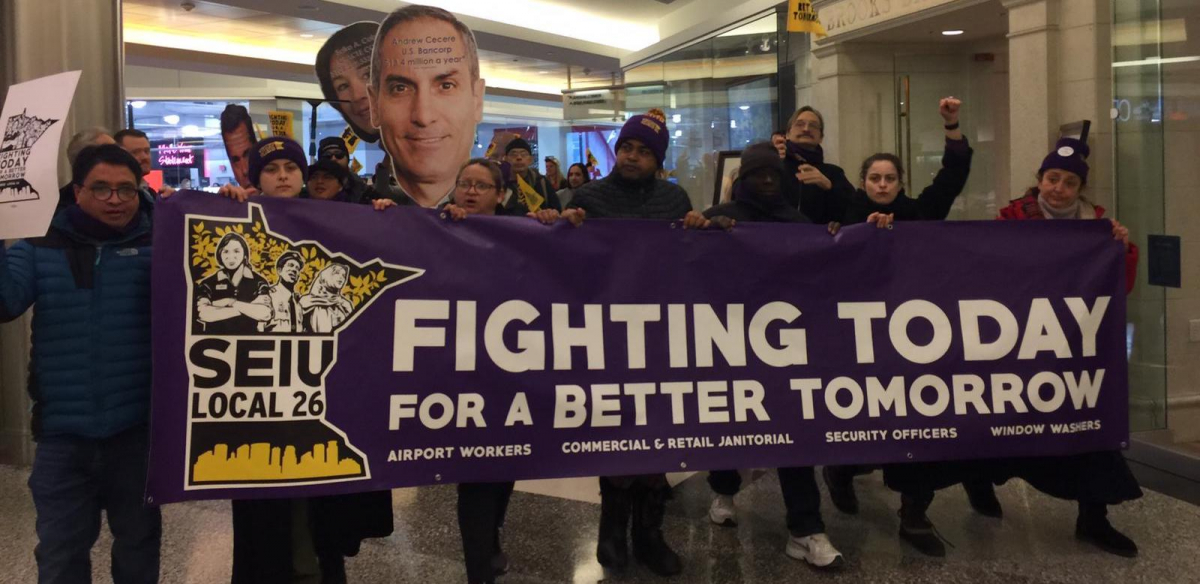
[712,150,742,208]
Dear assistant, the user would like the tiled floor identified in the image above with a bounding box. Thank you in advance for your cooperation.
[1,464,1198,583]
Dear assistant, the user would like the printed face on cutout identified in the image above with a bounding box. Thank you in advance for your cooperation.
[1037,169,1084,210]
[369,18,485,198]
[863,160,901,205]
[329,50,373,136]
[223,125,254,188]
[615,139,657,182]
[454,163,502,215]
[259,160,303,198]
[74,162,140,230]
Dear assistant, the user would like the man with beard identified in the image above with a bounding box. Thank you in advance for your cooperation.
[780,106,855,224]
[114,128,172,208]
[220,104,258,190]
[562,109,692,578]
[265,251,304,333]
[368,5,484,208]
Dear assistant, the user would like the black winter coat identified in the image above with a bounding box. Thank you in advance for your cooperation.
[781,144,856,224]
[843,138,973,224]
[566,173,692,220]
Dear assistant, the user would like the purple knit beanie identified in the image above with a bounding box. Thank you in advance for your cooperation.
[248,137,308,188]
[616,108,670,168]
[1039,137,1090,184]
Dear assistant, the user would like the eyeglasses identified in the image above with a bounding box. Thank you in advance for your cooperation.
[87,184,139,202]
[321,152,347,160]
[456,181,496,193]
[791,121,822,131]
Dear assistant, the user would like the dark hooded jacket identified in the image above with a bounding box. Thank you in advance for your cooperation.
[705,165,811,224]
[843,137,973,224]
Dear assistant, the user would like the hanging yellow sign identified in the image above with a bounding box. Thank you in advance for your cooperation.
[340,125,361,154]
[787,0,828,37]
[349,158,363,175]
[268,110,295,139]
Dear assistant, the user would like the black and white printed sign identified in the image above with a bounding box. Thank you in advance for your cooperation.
[0,71,80,239]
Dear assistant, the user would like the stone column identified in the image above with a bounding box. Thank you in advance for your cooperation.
[0,0,124,466]
[1002,0,1061,196]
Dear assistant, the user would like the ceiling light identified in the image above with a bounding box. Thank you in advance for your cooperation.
[300,34,314,39]
[130,100,147,109]
[674,130,682,137]
[181,124,200,136]
[942,30,964,36]
[163,115,180,125]
[672,114,681,123]
[739,105,750,111]
[537,70,549,75]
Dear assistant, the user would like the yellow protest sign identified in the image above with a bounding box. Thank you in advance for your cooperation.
[350,158,363,175]
[515,174,544,212]
[341,125,361,154]
[787,0,828,37]
[268,110,295,139]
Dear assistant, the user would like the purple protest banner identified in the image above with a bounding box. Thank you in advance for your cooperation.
[146,194,1129,504]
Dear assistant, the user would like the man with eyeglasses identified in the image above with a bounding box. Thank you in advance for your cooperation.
[0,144,160,583]
[781,106,855,224]
[318,136,370,202]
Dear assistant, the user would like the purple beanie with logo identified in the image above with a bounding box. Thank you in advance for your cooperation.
[1039,137,1090,184]
[616,108,670,168]
[248,137,308,188]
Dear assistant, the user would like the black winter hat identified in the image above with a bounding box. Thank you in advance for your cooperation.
[738,142,783,181]
[505,138,532,155]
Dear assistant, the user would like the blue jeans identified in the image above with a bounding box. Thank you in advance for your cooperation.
[28,426,162,584]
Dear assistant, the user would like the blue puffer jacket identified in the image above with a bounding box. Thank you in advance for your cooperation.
[0,210,153,439]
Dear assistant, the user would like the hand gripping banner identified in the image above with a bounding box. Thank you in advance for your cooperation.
[147,195,1129,503]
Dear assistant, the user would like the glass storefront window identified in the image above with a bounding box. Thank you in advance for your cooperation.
[571,12,781,211]
[127,99,257,191]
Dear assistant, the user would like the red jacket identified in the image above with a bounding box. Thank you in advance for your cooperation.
[998,193,1138,294]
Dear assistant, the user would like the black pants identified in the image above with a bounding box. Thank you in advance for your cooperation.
[708,467,825,537]
[457,482,515,583]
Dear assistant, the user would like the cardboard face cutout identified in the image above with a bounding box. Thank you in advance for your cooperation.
[316,22,380,143]
[219,104,258,189]
[367,10,485,206]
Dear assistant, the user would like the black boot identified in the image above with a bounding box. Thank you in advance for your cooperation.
[596,480,631,570]
[898,493,946,557]
[631,485,683,577]
[1076,502,1138,558]
[822,466,859,515]
[963,480,1003,518]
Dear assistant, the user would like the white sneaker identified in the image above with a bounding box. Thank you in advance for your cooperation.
[786,533,845,569]
[708,495,737,526]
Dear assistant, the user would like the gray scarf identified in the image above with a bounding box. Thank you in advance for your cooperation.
[1037,192,1084,219]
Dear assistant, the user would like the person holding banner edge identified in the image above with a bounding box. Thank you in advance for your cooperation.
[815,97,991,557]
[195,136,397,583]
[562,108,696,578]
[989,138,1142,558]
[1,144,161,584]
[442,158,558,584]
[780,106,855,224]
[697,142,847,570]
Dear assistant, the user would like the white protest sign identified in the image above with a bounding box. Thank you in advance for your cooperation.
[0,71,82,239]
